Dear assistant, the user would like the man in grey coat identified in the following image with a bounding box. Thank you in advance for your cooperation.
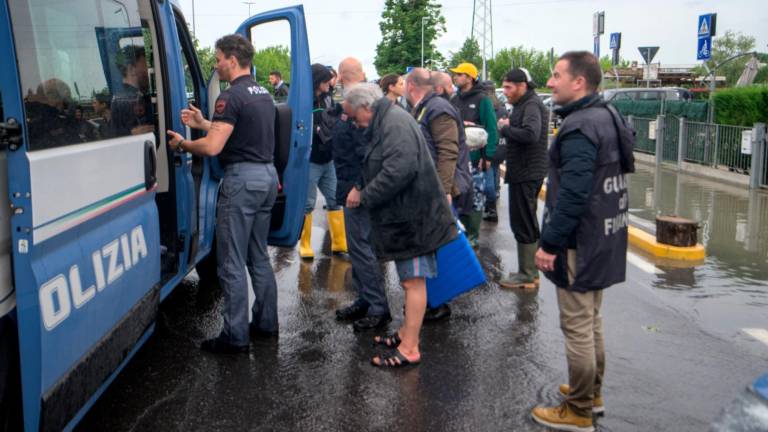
[344,83,457,368]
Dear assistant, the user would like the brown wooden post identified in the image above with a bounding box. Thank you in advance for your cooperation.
[655,216,699,247]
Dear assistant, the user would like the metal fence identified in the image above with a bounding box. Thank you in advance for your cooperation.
[628,115,753,174]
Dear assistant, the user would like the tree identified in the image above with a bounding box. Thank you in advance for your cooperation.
[252,46,291,89]
[374,0,446,75]
[488,47,553,88]
[598,55,630,72]
[194,37,216,81]
[693,30,756,86]
[754,53,768,84]
[449,37,482,69]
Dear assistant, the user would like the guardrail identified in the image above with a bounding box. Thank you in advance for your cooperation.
[626,115,766,189]
[628,116,755,172]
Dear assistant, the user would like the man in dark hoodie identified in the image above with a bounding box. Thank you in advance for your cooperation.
[449,62,497,247]
[298,64,347,259]
[344,83,457,368]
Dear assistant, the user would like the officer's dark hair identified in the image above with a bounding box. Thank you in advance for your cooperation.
[116,45,146,77]
[379,74,400,95]
[215,34,254,68]
[269,70,282,79]
[558,51,601,92]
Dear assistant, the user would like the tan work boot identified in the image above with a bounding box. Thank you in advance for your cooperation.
[559,384,605,415]
[299,213,314,259]
[531,402,594,432]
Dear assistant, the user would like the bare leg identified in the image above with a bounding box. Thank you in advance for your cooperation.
[373,277,425,366]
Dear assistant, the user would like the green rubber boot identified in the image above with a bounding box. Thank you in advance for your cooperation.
[461,210,483,248]
[499,242,540,289]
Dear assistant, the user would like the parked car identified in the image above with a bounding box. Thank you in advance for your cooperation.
[602,87,692,102]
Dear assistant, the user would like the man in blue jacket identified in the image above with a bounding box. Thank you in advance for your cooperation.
[531,51,630,432]
[331,58,391,331]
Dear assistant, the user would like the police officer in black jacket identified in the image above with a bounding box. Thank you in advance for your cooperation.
[497,69,548,290]
[167,34,279,354]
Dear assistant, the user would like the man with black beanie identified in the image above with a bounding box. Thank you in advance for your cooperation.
[497,68,548,290]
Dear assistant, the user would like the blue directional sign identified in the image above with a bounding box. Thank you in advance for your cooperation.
[697,36,712,60]
[609,32,621,50]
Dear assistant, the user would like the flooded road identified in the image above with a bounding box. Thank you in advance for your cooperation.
[77,179,767,431]
[628,163,768,349]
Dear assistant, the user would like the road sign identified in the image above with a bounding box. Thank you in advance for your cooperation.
[698,13,717,37]
[609,32,621,50]
[593,11,604,36]
[697,37,712,60]
[638,46,659,64]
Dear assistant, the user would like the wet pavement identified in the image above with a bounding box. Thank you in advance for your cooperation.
[77,176,767,432]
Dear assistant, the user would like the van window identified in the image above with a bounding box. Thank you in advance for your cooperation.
[9,0,154,151]
[637,91,662,100]
[250,20,293,103]
[612,92,633,101]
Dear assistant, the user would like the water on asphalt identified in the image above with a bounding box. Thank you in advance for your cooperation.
[77,177,768,432]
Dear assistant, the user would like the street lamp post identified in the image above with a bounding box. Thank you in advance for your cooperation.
[421,17,428,68]
[243,1,256,17]
[191,0,196,37]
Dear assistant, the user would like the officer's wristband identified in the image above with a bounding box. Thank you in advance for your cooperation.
[177,139,186,153]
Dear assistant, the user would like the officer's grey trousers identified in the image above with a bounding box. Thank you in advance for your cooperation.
[216,162,278,346]
[343,206,389,316]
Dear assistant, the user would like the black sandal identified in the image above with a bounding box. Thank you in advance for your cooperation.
[373,332,401,348]
[371,349,420,368]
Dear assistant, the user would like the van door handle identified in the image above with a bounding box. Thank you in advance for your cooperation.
[144,140,157,190]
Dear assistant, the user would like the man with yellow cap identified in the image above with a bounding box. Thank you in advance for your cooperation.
[448,62,498,247]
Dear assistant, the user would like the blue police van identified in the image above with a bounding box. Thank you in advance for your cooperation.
[0,1,312,430]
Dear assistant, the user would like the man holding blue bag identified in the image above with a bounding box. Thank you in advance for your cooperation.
[343,83,457,368]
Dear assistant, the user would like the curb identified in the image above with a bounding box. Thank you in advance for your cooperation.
[537,183,706,262]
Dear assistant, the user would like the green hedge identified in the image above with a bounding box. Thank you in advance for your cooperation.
[713,86,768,127]
[611,100,709,122]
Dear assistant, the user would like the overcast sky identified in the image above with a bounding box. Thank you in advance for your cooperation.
[178,0,768,79]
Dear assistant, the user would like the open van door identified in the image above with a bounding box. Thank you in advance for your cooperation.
[207,5,312,247]
[3,1,161,430]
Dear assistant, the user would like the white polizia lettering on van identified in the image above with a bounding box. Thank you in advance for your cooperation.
[39,226,148,331]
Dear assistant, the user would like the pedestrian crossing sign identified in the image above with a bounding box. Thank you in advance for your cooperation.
[698,13,716,37]
[609,33,621,50]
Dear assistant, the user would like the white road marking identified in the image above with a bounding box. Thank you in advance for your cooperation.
[742,328,768,347]
[627,251,663,274]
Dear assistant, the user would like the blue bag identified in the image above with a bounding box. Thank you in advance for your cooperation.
[426,227,487,307]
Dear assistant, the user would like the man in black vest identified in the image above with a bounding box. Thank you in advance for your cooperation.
[497,69,548,290]
[531,52,630,432]
[405,68,473,321]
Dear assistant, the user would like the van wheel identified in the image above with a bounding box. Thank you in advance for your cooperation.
[0,315,22,432]
[195,242,218,286]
